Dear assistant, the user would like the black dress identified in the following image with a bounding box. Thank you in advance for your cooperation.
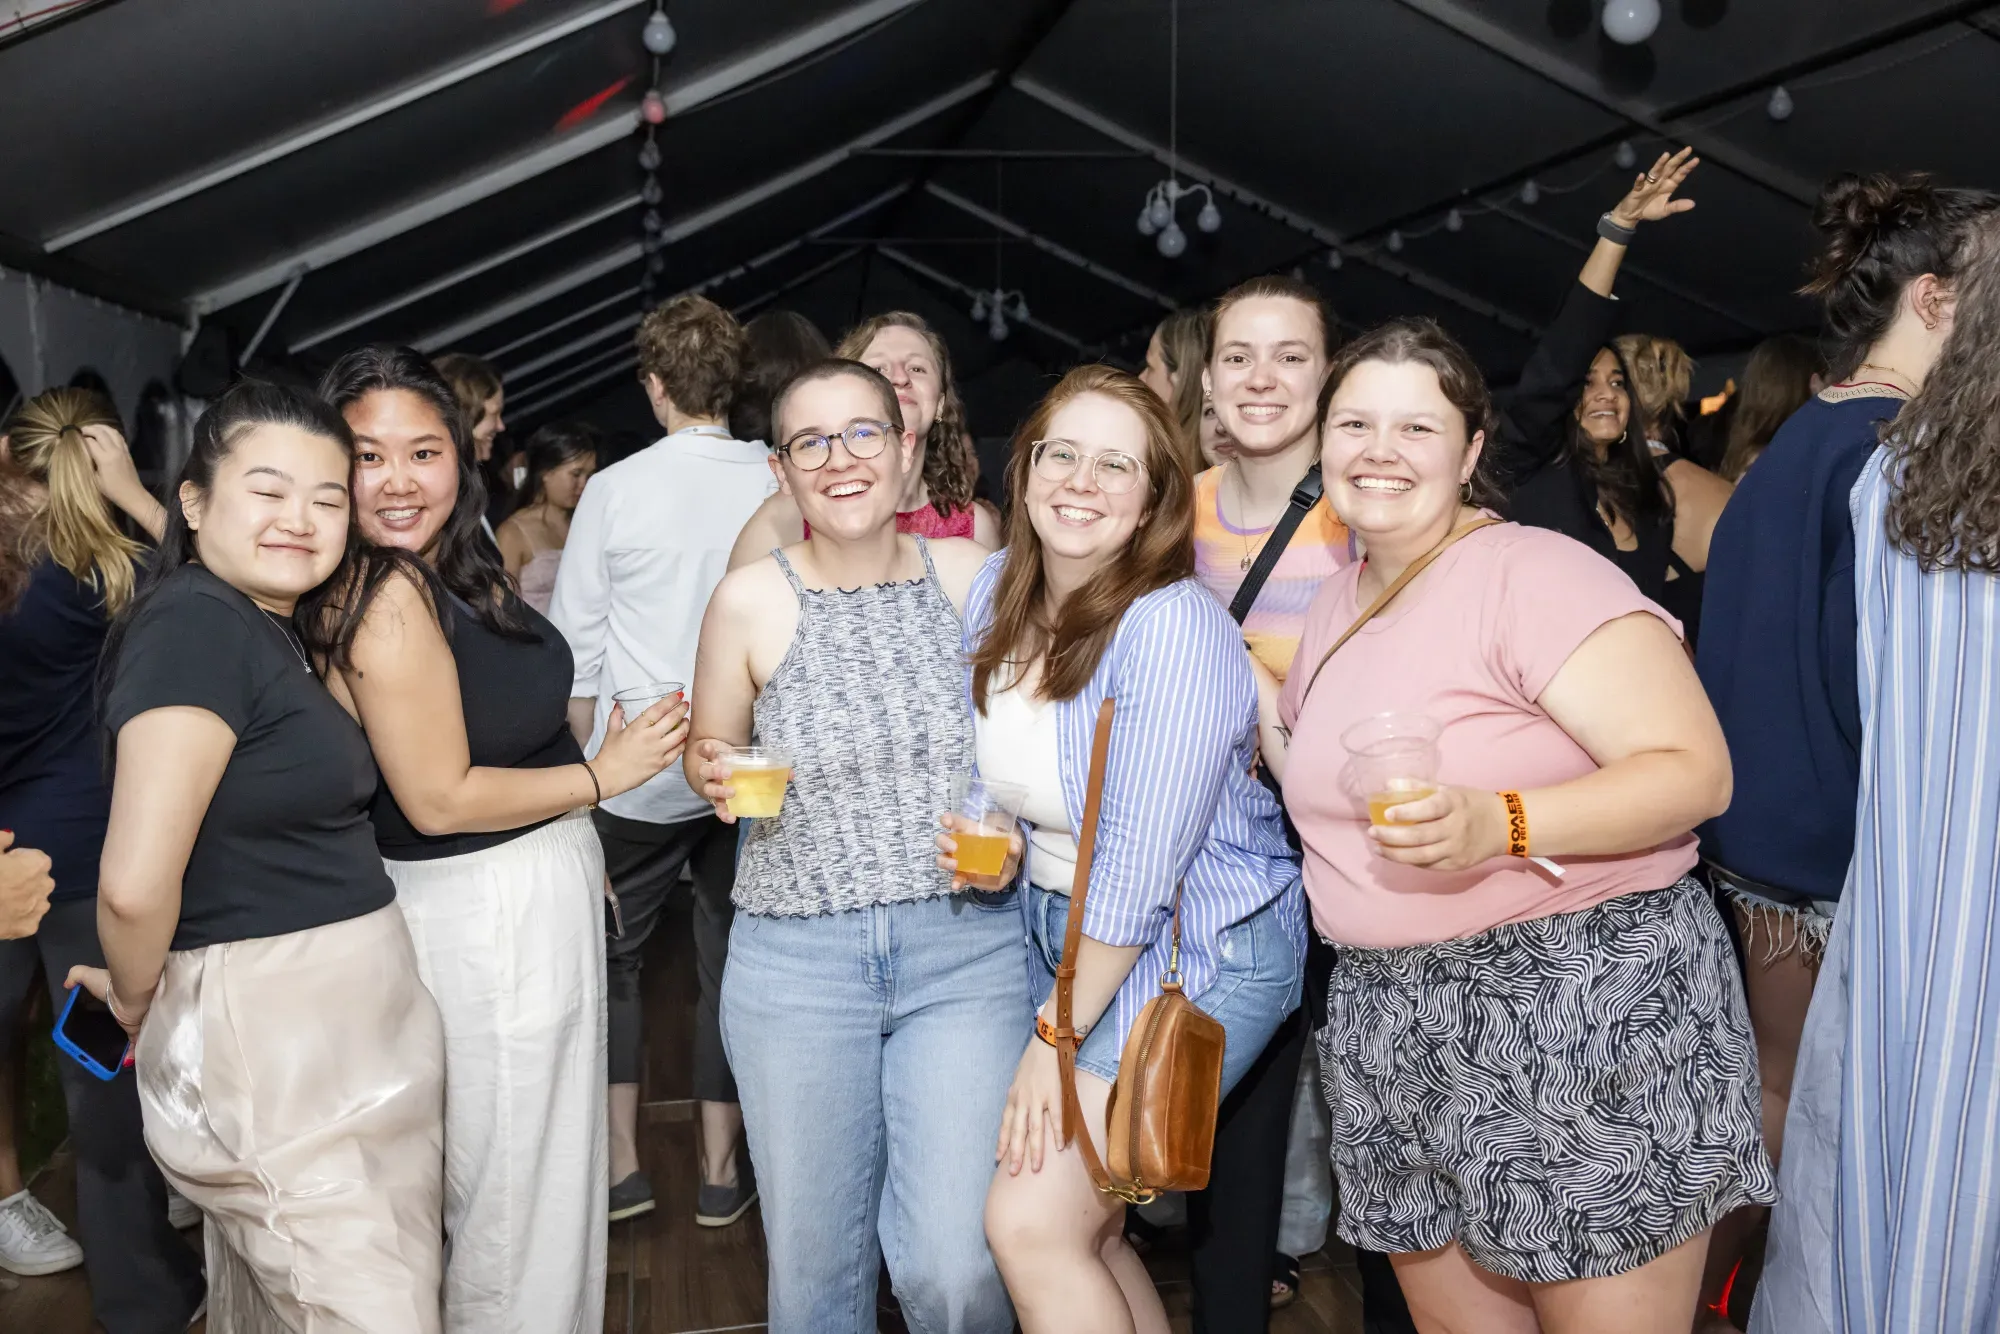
[1491,282,1702,638]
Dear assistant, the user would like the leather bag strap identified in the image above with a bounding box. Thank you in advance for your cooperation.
[1056,698,1117,1190]
[1293,517,1501,711]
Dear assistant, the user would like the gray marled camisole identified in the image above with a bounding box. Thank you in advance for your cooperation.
[733,537,973,916]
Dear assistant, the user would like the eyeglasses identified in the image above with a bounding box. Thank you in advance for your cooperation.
[1030,439,1146,495]
[779,420,894,472]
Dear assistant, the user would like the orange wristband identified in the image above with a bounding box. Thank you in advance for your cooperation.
[1499,791,1529,858]
[1035,1014,1085,1048]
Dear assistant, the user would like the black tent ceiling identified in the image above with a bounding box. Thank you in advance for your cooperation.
[3,0,1995,434]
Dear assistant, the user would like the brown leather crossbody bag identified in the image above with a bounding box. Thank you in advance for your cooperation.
[1053,699,1226,1204]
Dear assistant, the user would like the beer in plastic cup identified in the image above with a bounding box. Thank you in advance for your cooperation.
[722,745,793,819]
[1341,713,1442,827]
[948,774,1029,889]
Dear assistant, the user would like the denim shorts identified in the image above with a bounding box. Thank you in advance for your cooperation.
[1024,883,1301,1095]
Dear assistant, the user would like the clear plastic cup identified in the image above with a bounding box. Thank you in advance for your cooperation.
[721,745,794,819]
[947,774,1029,889]
[1341,713,1442,827]
[614,681,684,717]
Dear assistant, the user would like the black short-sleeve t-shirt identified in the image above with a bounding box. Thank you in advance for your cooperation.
[104,564,394,950]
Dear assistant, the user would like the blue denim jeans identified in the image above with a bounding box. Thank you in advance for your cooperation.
[721,890,1030,1334]
[1024,883,1302,1095]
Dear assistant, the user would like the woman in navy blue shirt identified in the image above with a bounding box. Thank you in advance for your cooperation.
[0,389,204,1330]
[1695,170,2000,1318]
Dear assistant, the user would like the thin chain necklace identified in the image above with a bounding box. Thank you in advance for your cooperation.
[1849,362,1917,396]
[259,607,313,675]
[1221,467,1272,571]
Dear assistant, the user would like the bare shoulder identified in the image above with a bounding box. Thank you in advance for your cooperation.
[728,488,802,570]
[923,536,992,606]
[708,554,792,624]
[1663,458,1734,513]
[348,562,443,654]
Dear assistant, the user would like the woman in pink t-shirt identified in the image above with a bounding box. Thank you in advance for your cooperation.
[1253,319,1772,1333]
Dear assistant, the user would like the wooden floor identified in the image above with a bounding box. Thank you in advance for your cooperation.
[1,891,1365,1332]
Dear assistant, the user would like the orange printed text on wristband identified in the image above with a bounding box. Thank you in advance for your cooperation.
[1499,790,1529,858]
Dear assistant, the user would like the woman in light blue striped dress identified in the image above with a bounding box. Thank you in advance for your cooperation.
[1754,212,2000,1334]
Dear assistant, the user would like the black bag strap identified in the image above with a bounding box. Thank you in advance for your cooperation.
[1227,464,1323,626]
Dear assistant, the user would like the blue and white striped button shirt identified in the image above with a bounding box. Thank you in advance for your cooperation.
[963,552,1304,1051]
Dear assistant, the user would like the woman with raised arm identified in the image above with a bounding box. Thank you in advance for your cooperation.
[321,346,686,1334]
[1746,200,2000,1334]
[688,358,1010,1334]
[74,381,447,1331]
[1257,319,1771,1334]
[726,312,1000,565]
[966,366,1302,1334]
[1492,150,1732,645]
[0,389,206,1325]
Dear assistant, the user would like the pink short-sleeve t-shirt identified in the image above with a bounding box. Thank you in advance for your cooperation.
[1276,522,1697,949]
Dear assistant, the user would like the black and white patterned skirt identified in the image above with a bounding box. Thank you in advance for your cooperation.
[1317,876,1777,1283]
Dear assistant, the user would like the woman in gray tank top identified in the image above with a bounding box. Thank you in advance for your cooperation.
[688,359,1025,1334]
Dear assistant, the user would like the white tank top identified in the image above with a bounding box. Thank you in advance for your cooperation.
[975,679,1077,893]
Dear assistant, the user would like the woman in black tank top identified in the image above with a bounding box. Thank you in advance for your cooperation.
[319,347,688,1333]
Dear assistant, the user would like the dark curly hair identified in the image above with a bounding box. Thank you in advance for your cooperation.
[1803,172,1999,381]
[1884,213,2000,573]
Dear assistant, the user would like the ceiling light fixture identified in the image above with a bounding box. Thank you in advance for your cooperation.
[970,289,1030,342]
[642,6,678,56]
[1767,85,1794,120]
[1132,0,1219,258]
[1601,0,1661,45]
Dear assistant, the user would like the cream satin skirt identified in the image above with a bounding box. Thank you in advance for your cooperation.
[137,904,446,1333]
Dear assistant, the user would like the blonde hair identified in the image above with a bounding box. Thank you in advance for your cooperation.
[1611,333,1694,441]
[5,388,142,612]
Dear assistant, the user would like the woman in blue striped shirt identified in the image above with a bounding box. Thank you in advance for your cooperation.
[959,365,1303,1333]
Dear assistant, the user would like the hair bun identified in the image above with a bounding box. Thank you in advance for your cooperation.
[1805,171,1939,295]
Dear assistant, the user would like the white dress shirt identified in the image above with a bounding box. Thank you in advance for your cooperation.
[550,425,775,824]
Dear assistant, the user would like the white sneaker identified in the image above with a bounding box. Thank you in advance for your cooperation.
[0,1189,85,1277]
[166,1183,200,1231]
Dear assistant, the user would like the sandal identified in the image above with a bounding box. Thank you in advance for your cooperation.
[1271,1252,1301,1309]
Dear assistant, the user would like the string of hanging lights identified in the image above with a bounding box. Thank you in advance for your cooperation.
[637,3,677,303]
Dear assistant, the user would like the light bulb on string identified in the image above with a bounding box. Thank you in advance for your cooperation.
[641,209,663,234]
[1615,140,1638,171]
[1137,209,1158,237]
[642,10,677,56]
[638,139,661,172]
[970,296,987,322]
[988,311,1010,341]
[641,177,662,206]
[1520,179,1541,206]
[1196,198,1221,234]
[1445,208,1463,233]
[1325,248,1344,270]
[1010,295,1030,322]
[1600,0,1660,45]
[1386,229,1405,254]
[1156,220,1188,259]
[1145,192,1173,232]
[645,254,666,277]
[1767,85,1794,121]
[641,90,667,125]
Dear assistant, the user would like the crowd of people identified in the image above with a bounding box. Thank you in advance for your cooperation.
[0,149,1996,1334]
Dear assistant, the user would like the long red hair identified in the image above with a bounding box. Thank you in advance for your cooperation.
[971,366,1195,708]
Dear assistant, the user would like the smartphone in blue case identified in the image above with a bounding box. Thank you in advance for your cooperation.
[54,985,133,1081]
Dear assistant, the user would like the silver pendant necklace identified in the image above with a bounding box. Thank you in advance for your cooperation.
[260,608,314,675]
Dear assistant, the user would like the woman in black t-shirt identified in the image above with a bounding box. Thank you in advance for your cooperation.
[71,380,447,1332]
[318,347,687,1334]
